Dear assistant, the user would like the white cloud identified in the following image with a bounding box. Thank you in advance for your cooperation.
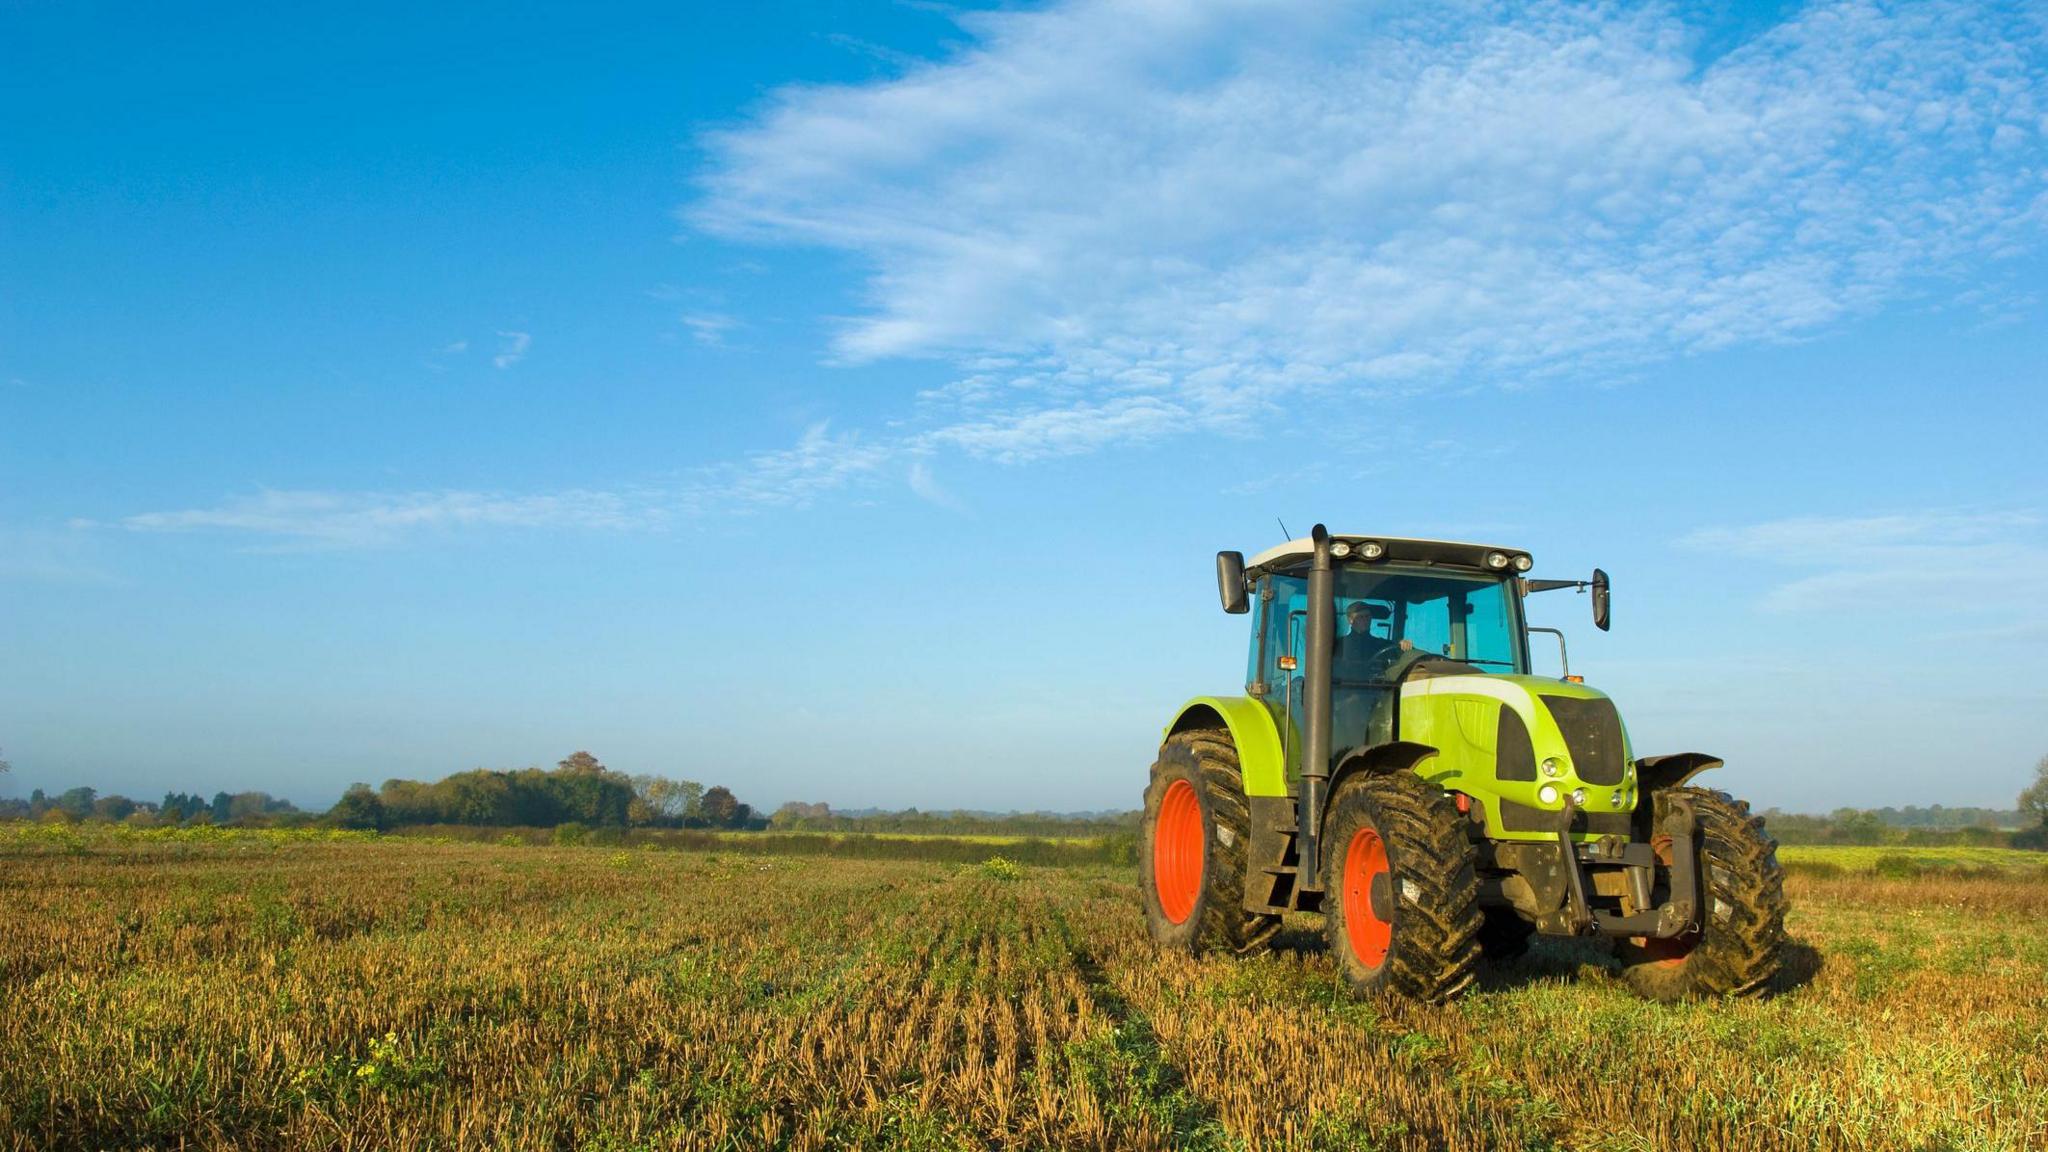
[1680,509,2047,619]
[492,331,531,369]
[121,488,661,549]
[697,422,891,511]
[442,339,469,355]
[113,424,895,547]
[696,0,2048,457]
[681,312,738,346]
[906,459,967,512]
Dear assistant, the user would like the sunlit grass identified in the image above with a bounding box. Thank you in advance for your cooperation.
[1,831,2042,1150]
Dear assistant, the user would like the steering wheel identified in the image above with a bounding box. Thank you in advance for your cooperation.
[1366,643,1431,684]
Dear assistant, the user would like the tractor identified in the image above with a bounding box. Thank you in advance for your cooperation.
[1141,527,1787,1002]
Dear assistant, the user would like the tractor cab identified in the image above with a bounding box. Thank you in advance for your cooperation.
[1235,536,1540,760]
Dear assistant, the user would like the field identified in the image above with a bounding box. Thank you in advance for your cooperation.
[2,828,2044,1151]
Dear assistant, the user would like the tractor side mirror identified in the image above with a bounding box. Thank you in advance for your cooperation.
[1591,568,1611,631]
[1216,551,1249,614]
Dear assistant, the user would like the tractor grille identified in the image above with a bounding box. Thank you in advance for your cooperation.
[1540,694,1625,785]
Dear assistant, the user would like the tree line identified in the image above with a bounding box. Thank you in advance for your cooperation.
[3,746,2044,847]
[326,752,764,832]
[764,802,1139,838]
[1765,758,2048,848]
[0,786,302,827]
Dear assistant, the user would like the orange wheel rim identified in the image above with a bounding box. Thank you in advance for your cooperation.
[1341,826,1392,969]
[1154,779,1203,925]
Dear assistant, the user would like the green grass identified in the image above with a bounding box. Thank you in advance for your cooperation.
[1778,844,2048,877]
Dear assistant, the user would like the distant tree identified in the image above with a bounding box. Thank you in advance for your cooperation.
[2022,755,2048,825]
[55,787,97,819]
[159,792,209,825]
[210,791,233,823]
[225,791,297,821]
[770,801,832,830]
[629,775,704,826]
[557,751,606,776]
[92,795,137,822]
[2017,755,2048,849]
[327,783,386,831]
[701,785,740,828]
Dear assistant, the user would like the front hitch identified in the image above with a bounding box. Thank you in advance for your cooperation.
[1549,793,1700,939]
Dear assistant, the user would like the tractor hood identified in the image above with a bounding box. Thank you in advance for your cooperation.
[1398,673,1637,841]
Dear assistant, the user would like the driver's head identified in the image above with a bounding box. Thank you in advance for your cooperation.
[1346,602,1376,633]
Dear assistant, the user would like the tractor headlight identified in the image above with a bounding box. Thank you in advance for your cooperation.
[1571,788,1587,806]
[1538,784,1560,806]
[1485,551,1510,569]
[1359,541,1385,559]
[1540,757,1564,778]
[1611,790,1627,807]
[1330,540,1352,558]
[1512,554,1533,572]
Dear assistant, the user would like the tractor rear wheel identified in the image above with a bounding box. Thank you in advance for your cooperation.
[1322,771,1482,1003]
[1615,787,1788,1002]
[1140,730,1281,957]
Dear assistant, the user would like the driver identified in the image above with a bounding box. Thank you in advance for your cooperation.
[1336,601,1412,670]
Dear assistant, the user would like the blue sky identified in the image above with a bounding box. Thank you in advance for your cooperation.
[2,0,2044,814]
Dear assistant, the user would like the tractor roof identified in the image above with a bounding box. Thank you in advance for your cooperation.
[1245,535,1531,576]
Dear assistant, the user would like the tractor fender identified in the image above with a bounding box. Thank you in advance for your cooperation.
[1325,741,1441,811]
[1165,697,1288,798]
[1635,752,1723,795]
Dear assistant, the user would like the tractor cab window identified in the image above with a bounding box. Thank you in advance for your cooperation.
[1251,566,1526,765]
[1327,568,1524,751]
[1335,568,1525,673]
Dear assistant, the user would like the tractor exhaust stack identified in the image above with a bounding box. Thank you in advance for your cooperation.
[1297,524,1336,890]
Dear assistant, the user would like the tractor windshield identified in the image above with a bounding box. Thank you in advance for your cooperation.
[1334,568,1525,675]
[1252,564,1527,757]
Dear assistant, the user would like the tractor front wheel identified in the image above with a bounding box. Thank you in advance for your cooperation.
[1615,787,1788,1002]
[1322,772,1482,1003]
[1140,730,1280,957]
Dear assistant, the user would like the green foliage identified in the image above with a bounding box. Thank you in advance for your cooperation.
[372,761,636,829]
[2020,754,2048,826]
[1762,804,2035,848]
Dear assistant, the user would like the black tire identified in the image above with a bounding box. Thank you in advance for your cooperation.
[1477,907,1535,963]
[1615,787,1788,1002]
[1321,772,1482,1003]
[1140,730,1280,957]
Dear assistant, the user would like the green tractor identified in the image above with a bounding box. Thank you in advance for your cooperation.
[1141,527,1787,1002]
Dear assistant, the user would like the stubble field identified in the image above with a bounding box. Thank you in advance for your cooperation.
[1,827,2043,1152]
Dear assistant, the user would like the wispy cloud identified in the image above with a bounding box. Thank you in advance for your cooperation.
[492,331,531,369]
[0,527,120,585]
[111,423,895,547]
[906,459,967,512]
[681,312,738,346]
[697,0,2048,457]
[697,422,891,511]
[442,339,469,355]
[85,3,2048,547]
[121,488,662,549]
[1680,509,2047,620]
